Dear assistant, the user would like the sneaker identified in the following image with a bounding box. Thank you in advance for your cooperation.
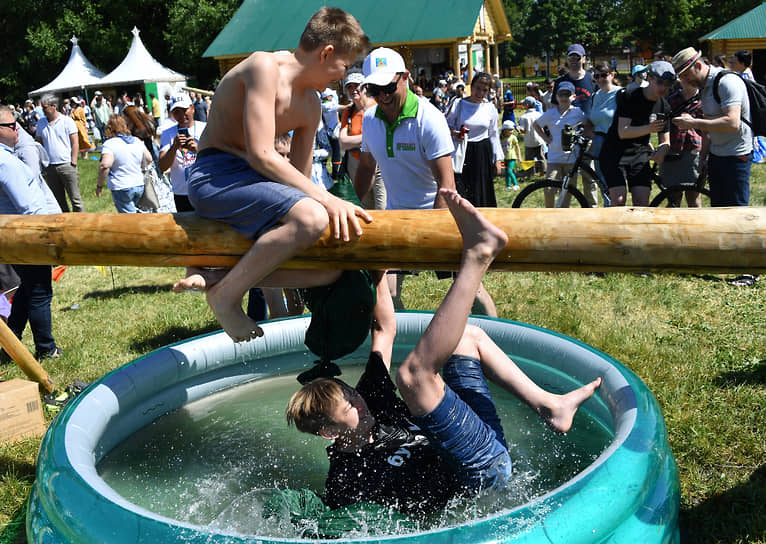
[36,347,63,360]
[728,274,758,287]
[512,185,520,191]
[43,389,75,413]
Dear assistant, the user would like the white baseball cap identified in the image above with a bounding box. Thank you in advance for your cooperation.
[344,71,364,88]
[362,47,406,86]
[169,93,192,111]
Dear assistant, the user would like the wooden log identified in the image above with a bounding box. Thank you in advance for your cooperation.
[0,208,765,273]
[0,319,56,394]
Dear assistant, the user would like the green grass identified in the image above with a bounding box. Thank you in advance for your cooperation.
[1,157,765,543]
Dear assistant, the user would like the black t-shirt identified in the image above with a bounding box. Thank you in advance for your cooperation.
[324,352,461,515]
[603,87,670,158]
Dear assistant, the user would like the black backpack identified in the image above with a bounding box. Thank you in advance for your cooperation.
[712,70,766,137]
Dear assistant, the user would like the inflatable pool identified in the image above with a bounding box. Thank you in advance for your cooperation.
[27,312,679,543]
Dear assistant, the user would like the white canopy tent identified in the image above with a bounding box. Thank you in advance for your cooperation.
[99,27,187,86]
[29,36,106,97]
[99,27,188,122]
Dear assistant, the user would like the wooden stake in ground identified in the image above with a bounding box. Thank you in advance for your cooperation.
[0,319,55,394]
[0,208,765,273]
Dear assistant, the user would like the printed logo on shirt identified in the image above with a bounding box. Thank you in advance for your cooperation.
[387,447,412,467]
[396,142,416,152]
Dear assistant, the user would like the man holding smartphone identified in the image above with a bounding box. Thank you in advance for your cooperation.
[159,93,206,211]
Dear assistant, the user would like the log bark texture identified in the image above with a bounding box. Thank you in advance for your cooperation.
[0,208,765,273]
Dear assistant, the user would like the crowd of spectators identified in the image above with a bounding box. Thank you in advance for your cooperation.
[0,42,762,365]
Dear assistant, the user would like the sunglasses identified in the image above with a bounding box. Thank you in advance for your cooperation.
[651,76,675,87]
[567,54,582,60]
[365,74,403,98]
[593,72,610,79]
[0,122,18,130]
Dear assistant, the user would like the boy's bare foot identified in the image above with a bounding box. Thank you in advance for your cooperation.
[206,282,264,342]
[541,377,602,434]
[440,188,508,264]
[172,267,229,293]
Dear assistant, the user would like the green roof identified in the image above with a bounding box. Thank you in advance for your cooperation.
[700,2,766,41]
[204,0,485,58]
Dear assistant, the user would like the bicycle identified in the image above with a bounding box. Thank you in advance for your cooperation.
[512,124,712,208]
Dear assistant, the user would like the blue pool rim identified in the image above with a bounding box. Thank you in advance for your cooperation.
[27,312,680,543]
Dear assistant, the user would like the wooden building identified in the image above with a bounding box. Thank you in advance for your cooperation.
[700,2,766,82]
[204,0,511,83]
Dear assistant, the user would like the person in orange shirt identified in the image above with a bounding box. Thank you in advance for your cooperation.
[338,71,386,210]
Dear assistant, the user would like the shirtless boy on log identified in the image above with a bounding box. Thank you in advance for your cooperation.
[172,7,372,342]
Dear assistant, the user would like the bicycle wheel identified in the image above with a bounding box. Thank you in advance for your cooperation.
[512,179,590,208]
[650,184,712,207]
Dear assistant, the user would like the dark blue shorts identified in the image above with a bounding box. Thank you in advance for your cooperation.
[187,149,308,239]
[413,355,512,492]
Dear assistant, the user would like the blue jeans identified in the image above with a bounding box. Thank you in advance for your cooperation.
[708,153,751,206]
[111,185,145,213]
[246,288,267,321]
[413,355,512,492]
[8,264,57,356]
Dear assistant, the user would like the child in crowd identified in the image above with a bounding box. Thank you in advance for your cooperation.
[532,81,586,207]
[259,133,306,319]
[500,121,522,190]
[172,8,372,342]
[311,116,334,190]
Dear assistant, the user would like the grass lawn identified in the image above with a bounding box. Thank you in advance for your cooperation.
[1,157,764,543]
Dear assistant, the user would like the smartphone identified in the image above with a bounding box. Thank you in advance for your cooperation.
[178,127,189,137]
[655,113,667,122]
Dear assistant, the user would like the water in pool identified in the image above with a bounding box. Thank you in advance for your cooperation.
[97,363,612,539]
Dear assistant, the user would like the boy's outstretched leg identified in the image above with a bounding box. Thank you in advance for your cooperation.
[397,188,508,416]
[454,325,601,434]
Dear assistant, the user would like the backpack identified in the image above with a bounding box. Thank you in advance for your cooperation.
[712,70,766,137]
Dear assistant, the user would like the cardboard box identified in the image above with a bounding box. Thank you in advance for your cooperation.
[0,379,46,443]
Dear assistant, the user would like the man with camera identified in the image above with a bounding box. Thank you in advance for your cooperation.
[159,93,206,212]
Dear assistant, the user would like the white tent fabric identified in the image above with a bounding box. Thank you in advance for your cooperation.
[29,36,107,96]
[99,27,186,86]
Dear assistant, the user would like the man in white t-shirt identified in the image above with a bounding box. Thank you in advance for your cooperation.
[353,47,498,316]
[159,93,206,212]
[34,94,83,212]
[353,48,454,211]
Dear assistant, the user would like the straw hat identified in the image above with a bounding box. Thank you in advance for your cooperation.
[671,47,702,75]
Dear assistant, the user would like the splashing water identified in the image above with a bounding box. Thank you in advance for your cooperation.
[98,364,611,539]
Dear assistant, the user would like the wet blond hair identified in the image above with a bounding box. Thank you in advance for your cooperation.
[285,378,352,435]
[298,7,370,58]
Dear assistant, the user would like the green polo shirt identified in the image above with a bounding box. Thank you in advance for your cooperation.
[375,90,419,158]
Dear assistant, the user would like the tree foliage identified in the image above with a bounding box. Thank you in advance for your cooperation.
[0,0,238,103]
[501,0,762,66]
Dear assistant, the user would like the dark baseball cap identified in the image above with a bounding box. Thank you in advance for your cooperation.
[567,44,586,57]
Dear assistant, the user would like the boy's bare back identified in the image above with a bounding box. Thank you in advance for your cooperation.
[198,51,320,175]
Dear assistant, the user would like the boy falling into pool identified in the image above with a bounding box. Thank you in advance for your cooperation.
[172,8,372,342]
[286,189,602,514]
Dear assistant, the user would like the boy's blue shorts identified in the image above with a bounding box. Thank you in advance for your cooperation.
[187,149,308,239]
[413,355,512,492]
